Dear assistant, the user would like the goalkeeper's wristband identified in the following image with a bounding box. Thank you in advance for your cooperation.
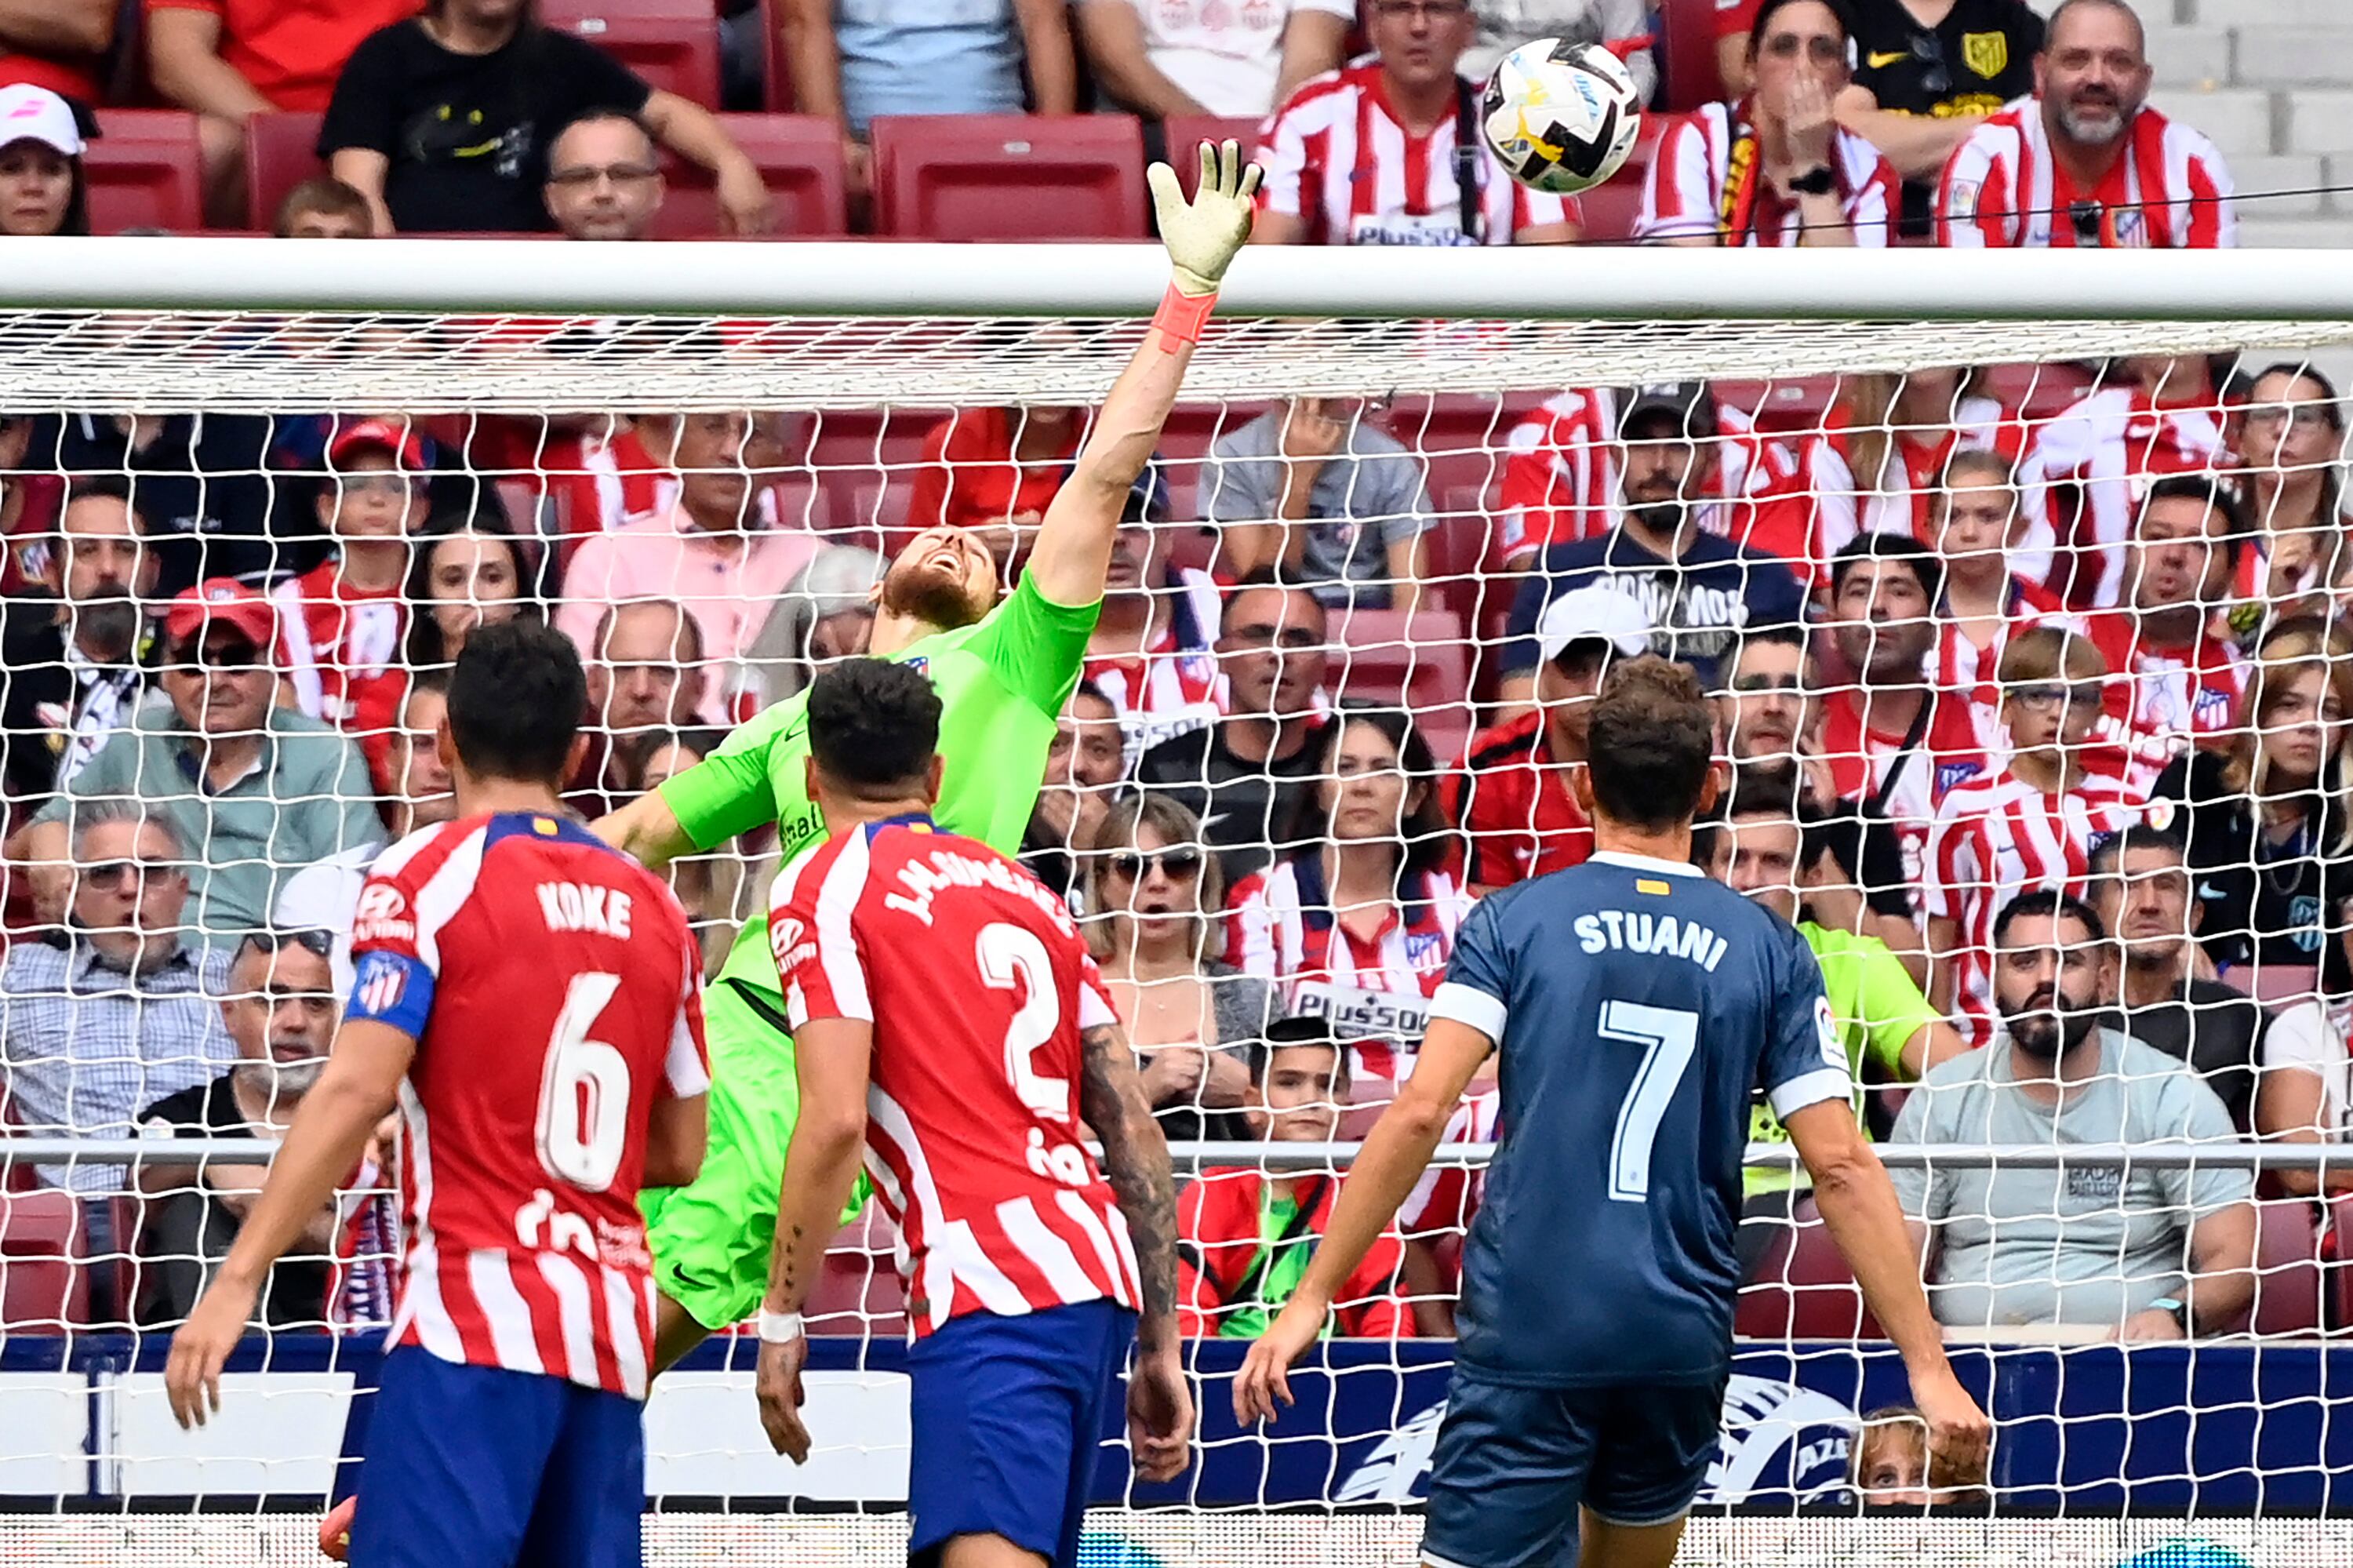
[757,1311,804,1344]
[1151,284,1217,347]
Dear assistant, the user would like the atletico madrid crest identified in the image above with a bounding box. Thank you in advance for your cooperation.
[1962,31,2007,79]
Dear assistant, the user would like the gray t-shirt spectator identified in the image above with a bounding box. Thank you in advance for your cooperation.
[1205,410,1434,608]
[35,697,384,949]
[1887,1027,2252,1332]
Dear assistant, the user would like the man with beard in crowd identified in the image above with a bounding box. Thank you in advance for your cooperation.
[0,478,158,821]
[1888,890,2254,1338]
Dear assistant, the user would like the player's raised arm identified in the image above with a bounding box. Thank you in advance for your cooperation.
[1782,1098,1990,1483]
[1076,1018,1194,1483]
[165,1017,417,1428]
[1233,1015,1493,1425]
[1024,140,1260,609]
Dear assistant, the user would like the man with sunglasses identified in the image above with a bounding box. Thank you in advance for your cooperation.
[1925,627,2140,1047]
[1642,0,1897,247]
[21,580,381,948]
[1937,0,2235,249]
[272,419,431,791]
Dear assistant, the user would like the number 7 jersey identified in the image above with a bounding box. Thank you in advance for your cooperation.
[347,813,711,1399]
[769,817,1141,1336]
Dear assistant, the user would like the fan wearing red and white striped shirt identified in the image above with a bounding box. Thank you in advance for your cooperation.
[164,621,710,1568]
[1926,448,2076,751]
[1927,627,2141,1045]
[755,658,1191,1555]
[1252,2,1578,249]
[1638,1,1897,249]
[1936,2,2234,250]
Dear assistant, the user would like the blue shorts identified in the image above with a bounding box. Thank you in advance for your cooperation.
[348,1345,644,1568]
[905,1299,1136,1568]
[1420,1373,1726,1568]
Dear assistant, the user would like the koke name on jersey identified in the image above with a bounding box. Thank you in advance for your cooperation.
[536,881,634,939]
[1572,906,1729,972]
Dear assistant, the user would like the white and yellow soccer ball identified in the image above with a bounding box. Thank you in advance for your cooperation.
[1481,38,1644,198]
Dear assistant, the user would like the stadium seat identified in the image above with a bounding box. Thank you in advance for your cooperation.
[1734,1198,1881,1341]
[0,1188,88,1332]
[807,1206,906,1337]
[1162,115,1267,187]
[541,0,722,107]
[243,111,327,232]
[83,111,204,234]
[758,0,795,111]
[869,115,1149,242]
[654,114,848,238]
[1658,0,1726,112]
[1330,609,1473,762]
[2246,1199,2323,1337]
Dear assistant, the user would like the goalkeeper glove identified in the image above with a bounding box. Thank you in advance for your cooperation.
[1147,139,1263,299]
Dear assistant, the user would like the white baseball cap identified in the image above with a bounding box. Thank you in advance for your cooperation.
[1537,584,1651,665]
[0,85,83,158]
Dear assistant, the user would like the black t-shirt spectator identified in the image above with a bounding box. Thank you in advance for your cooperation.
[0,597,153,819]
[29,413,294,593]
[2112,979,2269,1135]
[2150,748,2349,974]
[321,20,653,233]
[1136,723,1326,883]
[1848,0,2042,236]
[136,1075,329,1329]
[1503,528,1805,691]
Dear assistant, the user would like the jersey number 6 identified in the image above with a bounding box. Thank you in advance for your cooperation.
[536,970,634,1192]
[1602,1000,1700,1204]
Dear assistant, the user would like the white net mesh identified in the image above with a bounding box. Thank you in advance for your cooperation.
[0,290,2350,1544]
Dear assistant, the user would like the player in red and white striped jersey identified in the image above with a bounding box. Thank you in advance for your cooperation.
[166,621,709,1568]
[1926,628,2142,1045]
[1925,448,2077,751]
[2013,355,2235,609]
[2081,474,2248,797]
[1638,0,1897,248]
[755,660,1190,1565]
[1252,0,1579,248]
[1936,2,2235,250]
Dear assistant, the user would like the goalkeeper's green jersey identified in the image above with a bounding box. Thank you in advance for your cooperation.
[658,570,1099,999]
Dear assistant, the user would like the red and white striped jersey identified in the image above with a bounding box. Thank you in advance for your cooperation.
[1637,100,1897,247]
[1925,767,2144,1043]
[1496,389,1780,565]
[1398,1084,1500,1290]
[1082,569,1224,760]
[1927,578,2077,751]
[1816,686,1988,883]
[2082,609,2246,799]
[348,813,711,1399]
[272,562,407,785]
[1225,851,1474,1079]
[1255,61,1578,246]
[769,819,1140,1336]
[2013,385,2232,609]
[1937,102,2237,250]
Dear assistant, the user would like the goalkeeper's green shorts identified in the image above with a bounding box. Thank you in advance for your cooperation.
[642,977,869,1333]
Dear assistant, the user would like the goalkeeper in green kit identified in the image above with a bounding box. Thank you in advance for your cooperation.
[596,142,1264,1369]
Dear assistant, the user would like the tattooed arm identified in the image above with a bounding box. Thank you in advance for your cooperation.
[1079,1020,1196,1483]
[755,1016,873,1464]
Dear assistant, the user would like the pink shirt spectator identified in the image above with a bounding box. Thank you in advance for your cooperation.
[555,504,820,726]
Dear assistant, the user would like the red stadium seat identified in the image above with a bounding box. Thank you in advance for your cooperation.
[244,111,328,232]
[83,111,204,234]
[0,1188,88,1332]
[1162,115,1267,187]
[1734,1198,1880,1341]
[1659,0,1727,112]
[1330,609,1474,762]
[807,1206,906,1337]
[654,114,848,237]
[2246,1199,2323,1337]
[758,0,795,111]
[870,115,1149,241]
[541,0,722,107]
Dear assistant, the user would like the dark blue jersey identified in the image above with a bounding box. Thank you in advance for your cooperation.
[1428,850,1847,1388]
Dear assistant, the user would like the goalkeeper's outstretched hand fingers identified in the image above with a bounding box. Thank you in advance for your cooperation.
[1147,138,1264,298]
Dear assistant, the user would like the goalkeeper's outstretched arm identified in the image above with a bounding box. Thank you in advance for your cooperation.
[1024,140,1260,610]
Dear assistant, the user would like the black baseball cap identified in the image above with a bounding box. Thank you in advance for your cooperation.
[1617,381,1718,442]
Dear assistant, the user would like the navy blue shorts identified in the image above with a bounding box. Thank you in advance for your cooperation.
[905,1299,1136,1568]
[1420,1373,1726,1568]
[348,1345,644,1568]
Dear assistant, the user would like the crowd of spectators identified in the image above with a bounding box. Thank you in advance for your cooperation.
[0,0,2341,1359]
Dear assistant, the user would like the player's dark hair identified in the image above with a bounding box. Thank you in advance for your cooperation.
[1243,1016,1347,1087]
[2085,822,2188,882]
[1585,657,1716,833]
[446,620,586,787]
[1991,888,2105,948]
[1828,529,1943,609]
[806,657,943,797]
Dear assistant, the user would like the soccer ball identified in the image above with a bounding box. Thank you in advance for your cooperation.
[1481,38,1644,198]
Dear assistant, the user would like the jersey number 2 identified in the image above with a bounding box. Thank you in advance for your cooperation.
[536,971,633,1192]
[1602,1000,1699,1204]
[975,922,1071,1121]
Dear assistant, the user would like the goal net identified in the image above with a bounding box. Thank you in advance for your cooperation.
[0,240,2348,1565]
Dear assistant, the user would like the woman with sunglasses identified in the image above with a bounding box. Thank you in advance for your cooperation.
[1083,795,1271,1136]
[1225,708,1469,1083]
[2149,618,2353,977]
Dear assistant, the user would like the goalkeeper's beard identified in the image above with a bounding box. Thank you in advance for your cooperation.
[878,562,990,632]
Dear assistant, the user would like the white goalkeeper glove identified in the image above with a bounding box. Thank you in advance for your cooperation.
[1147,139,1263,299]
